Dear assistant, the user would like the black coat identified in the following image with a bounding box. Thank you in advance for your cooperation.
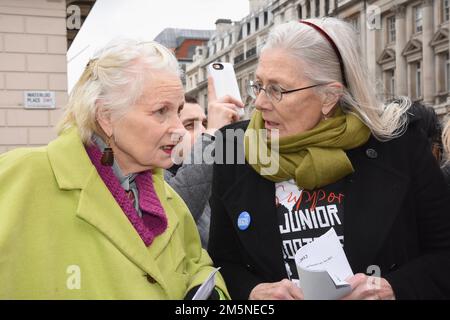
[209,119,450,300]
[442,163,450,192]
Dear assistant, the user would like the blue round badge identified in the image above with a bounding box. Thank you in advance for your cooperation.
[237,211,251,230]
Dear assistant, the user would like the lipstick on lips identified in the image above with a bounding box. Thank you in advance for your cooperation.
[161,145,175,155]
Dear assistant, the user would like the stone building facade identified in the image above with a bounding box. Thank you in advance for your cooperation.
[186,0,450,119]
[0,0,68,153]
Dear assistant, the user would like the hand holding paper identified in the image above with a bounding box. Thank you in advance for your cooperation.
[294,228,354,300]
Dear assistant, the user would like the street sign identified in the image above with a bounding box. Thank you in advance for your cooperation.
[24,91,56,109]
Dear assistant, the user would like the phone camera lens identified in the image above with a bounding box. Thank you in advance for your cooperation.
[213,63,224,70]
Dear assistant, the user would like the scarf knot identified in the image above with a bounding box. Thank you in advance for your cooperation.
[85,145,167,246]
[244,107,371,190]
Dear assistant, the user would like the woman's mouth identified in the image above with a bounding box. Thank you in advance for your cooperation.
[161,145,175,155]
[264,120,279,129]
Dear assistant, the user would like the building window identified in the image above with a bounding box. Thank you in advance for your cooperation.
[446,53,450,92]
[306,1,311,18]
[315,0,320,17]
[415,61,422,98]
[444,0,450,22]
[234,46,245,64]
[255,17,259,31]
[387,16,396,43]
[247,22,251,35]
[249,73,255,84]
[264,11,268,25]
[389,69,396,97]
[237,78,243,93]
[415,5,423,33]
[348,16,360,34]
[298,4,303,19]
[280,12,285,22]
[325,0,330,15]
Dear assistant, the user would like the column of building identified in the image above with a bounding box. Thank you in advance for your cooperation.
[300,0,307,19]
[422,0,435,105]
[395,4,408,97]
[310,0,316,18]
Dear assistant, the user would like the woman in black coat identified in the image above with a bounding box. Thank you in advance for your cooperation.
[208,18,450,300]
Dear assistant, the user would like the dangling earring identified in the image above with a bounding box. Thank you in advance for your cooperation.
[101,138,114,166]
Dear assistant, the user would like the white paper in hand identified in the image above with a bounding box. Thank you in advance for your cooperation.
[192,267,221,300]
[294,228,353,300]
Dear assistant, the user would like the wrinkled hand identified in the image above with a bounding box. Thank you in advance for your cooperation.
[205,76,244,135]
[341,274,395,300]
[249,279,304,300]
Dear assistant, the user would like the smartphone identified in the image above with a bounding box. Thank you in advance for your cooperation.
[207,62,245,118]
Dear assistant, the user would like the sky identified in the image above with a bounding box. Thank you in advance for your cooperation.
[67,0,250,92]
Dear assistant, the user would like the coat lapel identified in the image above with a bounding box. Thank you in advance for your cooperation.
[76,170,168,290]
[344,148,409,273]
[220,144,409,278]
[47,128,179,293]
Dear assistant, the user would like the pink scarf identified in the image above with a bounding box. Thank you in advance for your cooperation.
[86,145,168,246]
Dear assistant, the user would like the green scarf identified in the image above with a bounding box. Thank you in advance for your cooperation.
[244,107,371,190]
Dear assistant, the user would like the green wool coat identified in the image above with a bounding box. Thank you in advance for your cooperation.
[0,128,229,299]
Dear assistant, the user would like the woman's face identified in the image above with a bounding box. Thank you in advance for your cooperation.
[254,48,325,138]
[100,70,186,174]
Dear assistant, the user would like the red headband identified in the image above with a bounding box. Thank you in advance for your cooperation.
[298,20,348,87]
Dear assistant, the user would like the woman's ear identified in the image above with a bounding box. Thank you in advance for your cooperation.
[321,82,344,116]
[96,104,113,138]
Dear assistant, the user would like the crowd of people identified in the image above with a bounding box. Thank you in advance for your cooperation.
[0,17,449,300]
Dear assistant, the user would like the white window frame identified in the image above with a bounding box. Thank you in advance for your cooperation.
[387,15,396,43]
[446,53,450,92]
[444,0,450,22]
[415,5,423,33]
[415,61,422,98]
[390,69,396,97]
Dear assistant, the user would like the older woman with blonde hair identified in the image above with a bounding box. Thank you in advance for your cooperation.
[0,39,229,299]
[208,18,450,300]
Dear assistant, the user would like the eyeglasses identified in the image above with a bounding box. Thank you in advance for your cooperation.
[247,80,327,103]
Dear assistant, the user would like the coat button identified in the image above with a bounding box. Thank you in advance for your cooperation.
[145,274,156,284]
[366,148,378,159]
[246,264,254,272]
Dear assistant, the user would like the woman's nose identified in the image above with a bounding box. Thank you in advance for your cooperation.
[171,115,187,141]
[254,90,272,111]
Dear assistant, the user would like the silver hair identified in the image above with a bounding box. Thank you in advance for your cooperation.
[262,18,411,141]
[443,116,450,163]
[57,39,181,144]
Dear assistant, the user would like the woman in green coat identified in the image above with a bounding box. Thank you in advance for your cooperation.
[0,40,229,299]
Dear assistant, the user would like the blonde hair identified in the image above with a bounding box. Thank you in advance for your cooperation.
[57,39,181,144]
[262,19,411,141]
[443,117,450,162]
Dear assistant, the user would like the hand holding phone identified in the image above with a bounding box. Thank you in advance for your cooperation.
[207,62,245,118]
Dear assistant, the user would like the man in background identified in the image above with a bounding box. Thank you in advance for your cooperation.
[165,92,243,248]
